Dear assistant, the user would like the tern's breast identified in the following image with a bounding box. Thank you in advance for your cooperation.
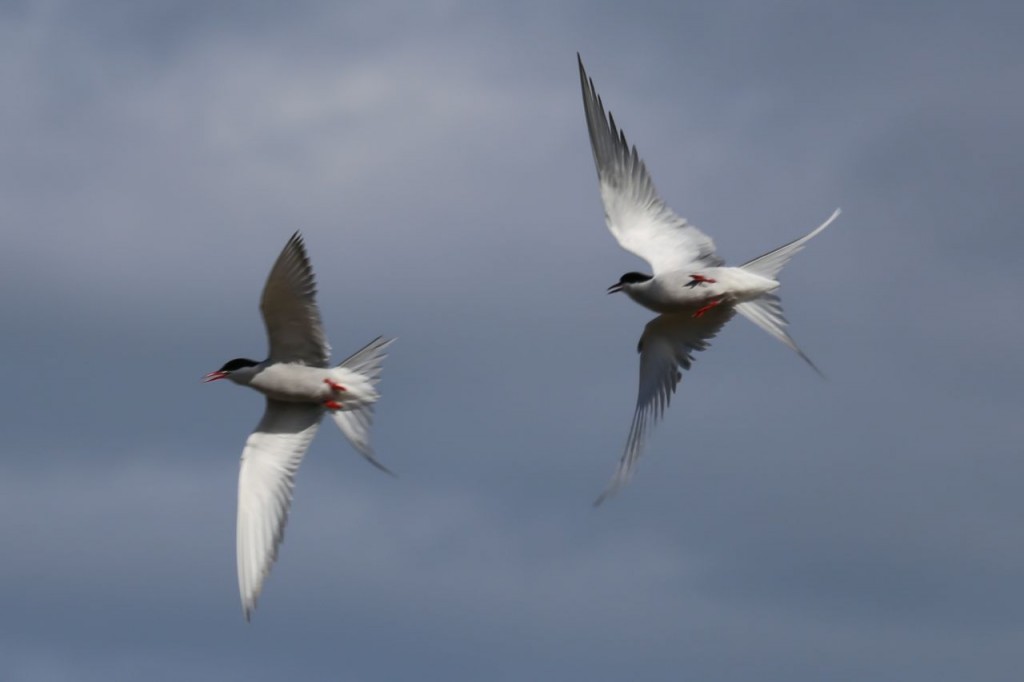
[249,363,332,403]
[629,272,722,313]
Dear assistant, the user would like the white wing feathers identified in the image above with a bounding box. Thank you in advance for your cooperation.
[236,400,322,621]
[595,308,734,505]
[261,231,331,367]
[578,54,722,275]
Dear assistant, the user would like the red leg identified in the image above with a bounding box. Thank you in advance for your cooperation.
[323,378,347,392]
[693,298,723,318]
[324,399,343,411]
[690,274,717,284]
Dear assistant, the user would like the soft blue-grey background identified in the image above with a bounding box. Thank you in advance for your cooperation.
[2,1,1022,680]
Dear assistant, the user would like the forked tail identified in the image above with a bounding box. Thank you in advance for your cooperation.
[338,335,395,381]
[734,294,823,376]
[740,209,840,279]
[736,209,840,376]
[329,336,397,475]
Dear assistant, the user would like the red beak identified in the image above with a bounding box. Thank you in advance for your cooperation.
[202,370,228,383]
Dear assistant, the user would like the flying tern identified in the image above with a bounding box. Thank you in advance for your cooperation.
[578,54,839,504]
[204,231,395,619]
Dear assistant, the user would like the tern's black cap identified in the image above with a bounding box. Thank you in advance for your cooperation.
[618,272,653,284]
[218,358,260,372]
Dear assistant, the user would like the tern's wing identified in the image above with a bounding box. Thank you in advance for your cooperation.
[578,55,723,275]
[596,308,735,505]
[236,399,323,620]
[260,232,330,367]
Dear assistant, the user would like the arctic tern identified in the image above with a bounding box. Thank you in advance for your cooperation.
[203,231,395,620]
[578,54,839,504]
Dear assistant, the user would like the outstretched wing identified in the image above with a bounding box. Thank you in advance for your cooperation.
[260,232,331,366]
[578,54,722,275]
[596,308,734,505]
[236,399,323,620]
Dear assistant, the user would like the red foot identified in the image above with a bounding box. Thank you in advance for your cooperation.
[324,399,343,411]
[323,378,347,392]
[693,299,723,318]
[686,274,718,288]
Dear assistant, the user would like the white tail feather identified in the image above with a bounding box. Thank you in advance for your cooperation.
[329,337,396,475]
[741,208,840,280]
[734,295,823,377]
[337,336,394,380]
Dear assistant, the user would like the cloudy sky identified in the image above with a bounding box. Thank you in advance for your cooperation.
[2,1,1022,680]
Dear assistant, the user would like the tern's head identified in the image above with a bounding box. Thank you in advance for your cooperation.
[202,358,261,383]
[607,271,653,294]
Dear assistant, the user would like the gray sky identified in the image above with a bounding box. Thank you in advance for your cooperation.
[2,1,1023,680]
